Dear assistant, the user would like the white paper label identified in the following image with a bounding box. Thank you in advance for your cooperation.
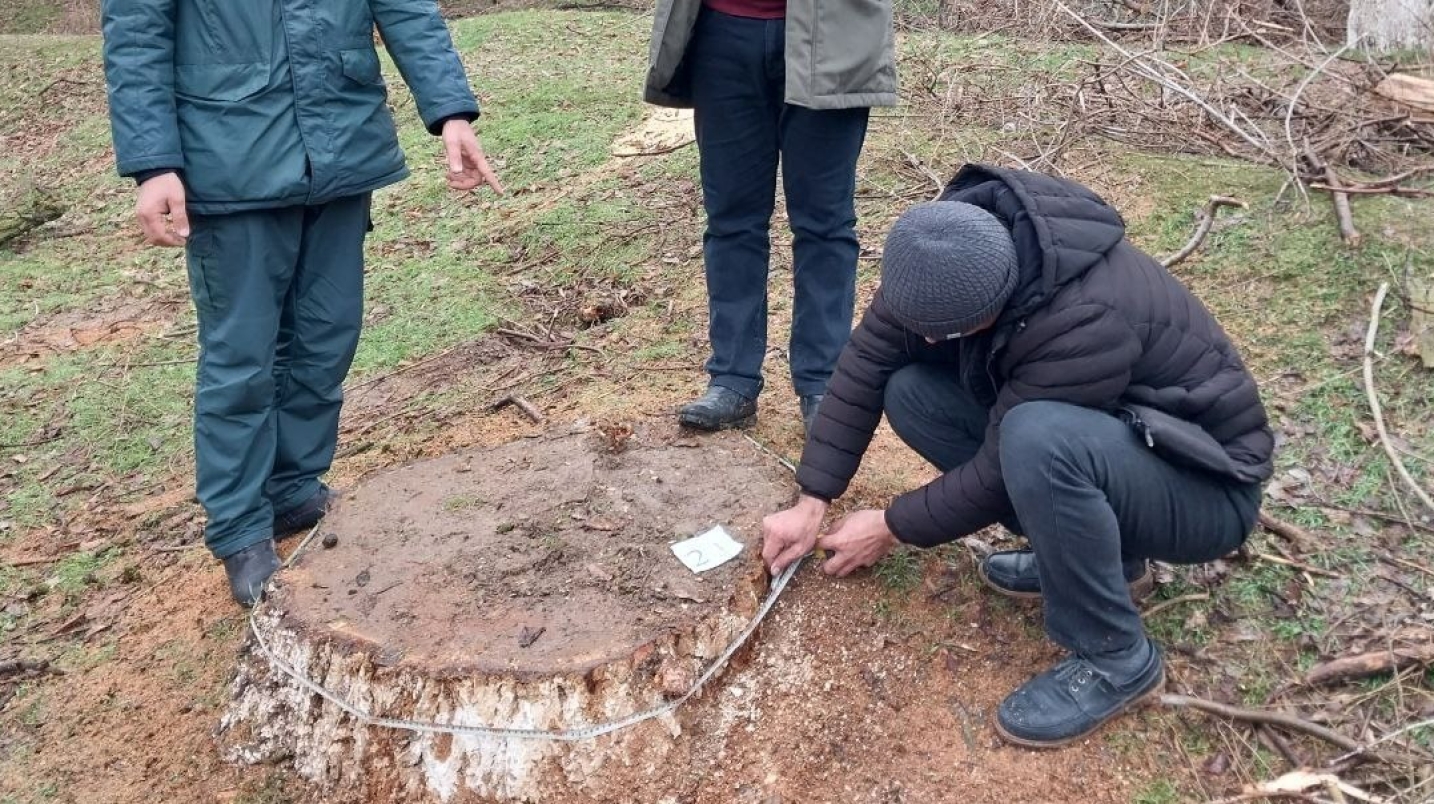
[671,526,744,573]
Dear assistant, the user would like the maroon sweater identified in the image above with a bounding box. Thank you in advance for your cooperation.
[704,0,785,19]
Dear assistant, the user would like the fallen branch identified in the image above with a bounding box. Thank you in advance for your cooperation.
[1308,184,1434,198]
[1334,716,1434,765]
[1161,694,1363,752]
[1255,551,1342,579]
[1303,146,1360,247]
[1363,283,1434,514]
[1141,592,1209,618]
[901,150,946,197]
[1161,694,1429,767]
[496,327,603,356]
[1258,511,1319,552]
[1321,167,1362,247]
[0,658,57,678]
[1305,643,1434,687]
[4,555,63,567]
[1257,724,1304,769]
[490,393,545,424]
[1160,195,1248,268]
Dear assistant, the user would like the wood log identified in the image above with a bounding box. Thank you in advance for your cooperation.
[1409,274,1434,369]
[219,431,792,802]
[1305,642,1434,687]
[0,183,64,247]
[1374,74,1434,115]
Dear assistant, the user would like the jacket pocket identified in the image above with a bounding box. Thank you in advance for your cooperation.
[174,0,274,66]
[1117,404,1242,480]
[807,0,896,99]
[174,63,270,103]
[339,48,385,87]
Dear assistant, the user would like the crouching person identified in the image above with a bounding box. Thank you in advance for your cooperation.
[102,0,502,606]
[762,164,1273,747]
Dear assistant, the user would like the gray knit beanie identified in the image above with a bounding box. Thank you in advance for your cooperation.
[880,201,1019,338]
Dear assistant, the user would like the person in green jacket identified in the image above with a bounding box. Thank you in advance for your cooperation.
[102,0,503,607]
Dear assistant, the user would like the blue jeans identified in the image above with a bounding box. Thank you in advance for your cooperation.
[185,194,370,559]
[688,9,870,399]
[884,364,1261,656]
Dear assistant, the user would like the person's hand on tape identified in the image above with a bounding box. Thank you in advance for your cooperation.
[761,494,827,574]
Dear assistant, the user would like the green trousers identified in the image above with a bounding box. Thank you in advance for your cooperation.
[184,193,371,559]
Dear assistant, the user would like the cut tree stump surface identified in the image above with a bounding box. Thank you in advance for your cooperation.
[222,427,794,802]
[277,429,778,674]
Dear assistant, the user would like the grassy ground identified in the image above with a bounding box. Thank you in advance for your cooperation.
[2,7,1433,804]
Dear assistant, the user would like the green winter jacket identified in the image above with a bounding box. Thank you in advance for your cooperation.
[102,0,480,214]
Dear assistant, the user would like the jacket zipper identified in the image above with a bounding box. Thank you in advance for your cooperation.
[988,320,1026,392]
[1119,407,1156,448]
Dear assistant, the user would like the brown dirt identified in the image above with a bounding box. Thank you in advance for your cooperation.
[0,295,186,368]
[278,428,785,675]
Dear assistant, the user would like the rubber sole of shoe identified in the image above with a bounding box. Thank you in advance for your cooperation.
[992,669,1166,750]
[676,412,757,432]
[976,562,1157,603]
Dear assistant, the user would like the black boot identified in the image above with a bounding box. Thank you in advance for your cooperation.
[800,394,823,436]
[995,638,1165,748]
[978,549,1153,601]
[678,386,757,431]
[274,485,337,541]
[223,539,281,608]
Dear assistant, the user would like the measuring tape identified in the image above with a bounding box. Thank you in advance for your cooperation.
[246,432,806,742]
[246,533,803,742]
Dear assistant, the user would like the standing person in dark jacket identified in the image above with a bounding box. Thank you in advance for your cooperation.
[644,0,897,433]
[762,164,1273,747]
[103,0,503,607]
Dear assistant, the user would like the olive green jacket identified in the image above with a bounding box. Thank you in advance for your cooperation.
[644,0,898,110]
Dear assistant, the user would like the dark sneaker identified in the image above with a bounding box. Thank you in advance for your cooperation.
[274,485,337,541]
[995,641,1165,748]
[800,394,823,436]
[978,549,1153,601]
[223,539,281,608]
[678,386,757,431]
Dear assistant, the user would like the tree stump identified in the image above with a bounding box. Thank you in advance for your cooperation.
[218,428,793,802]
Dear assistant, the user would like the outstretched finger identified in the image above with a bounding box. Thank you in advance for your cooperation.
[469,145,504,195]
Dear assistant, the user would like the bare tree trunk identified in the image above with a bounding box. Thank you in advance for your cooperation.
[1347,0,1434,51]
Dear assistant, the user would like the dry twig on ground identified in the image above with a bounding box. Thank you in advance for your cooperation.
[490,393,545,424]
[1161,195,1248,267]
[1362,283,1434,514]
[1160,694,1429,767]
[1257,511,1319,551]
[1305,643,1434,687]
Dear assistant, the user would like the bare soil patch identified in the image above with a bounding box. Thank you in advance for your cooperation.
[0,294,185,367]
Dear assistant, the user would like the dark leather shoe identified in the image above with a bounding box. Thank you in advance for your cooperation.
[274,485,337,541]
[978,549,1153,601]
[800,394,823,436]
[223,540,281,608]
[995,641,1165,748]
[678,386,757,431]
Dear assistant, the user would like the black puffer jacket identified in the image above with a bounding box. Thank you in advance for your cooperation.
[797,165,1274,547]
